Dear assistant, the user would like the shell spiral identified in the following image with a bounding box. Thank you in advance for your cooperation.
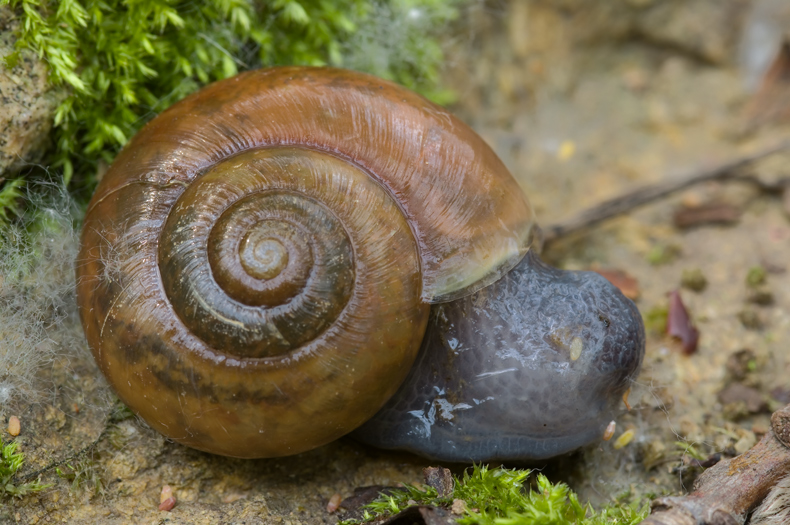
[76,67,535,458]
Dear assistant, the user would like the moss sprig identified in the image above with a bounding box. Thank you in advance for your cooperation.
[2,0,459,190]
[1,439,51,499]
[340,465,650,525]
[0,179,24,225]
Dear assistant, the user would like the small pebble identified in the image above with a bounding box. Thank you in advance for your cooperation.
[680,268,707,292]
[452,499,467,515]
[159,485,176,511]
[556,140,575,162]
[603,420,616,441]
[613,429,635,450]
[726,349,757,381]
[326,493,343,513]
[718,383,767,415]
[7,416,20,437]
[738,308,764,330]
[423,466,453,498]
[747,287,774,306]
[734,431,757,454]
[222,492,247,504]
[621,67,648,92]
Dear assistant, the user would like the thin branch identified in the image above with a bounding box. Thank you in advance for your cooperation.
[542,141,790,244]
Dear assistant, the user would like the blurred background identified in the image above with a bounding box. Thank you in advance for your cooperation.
[1,0,790,523]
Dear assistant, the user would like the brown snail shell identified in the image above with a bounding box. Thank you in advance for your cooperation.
[76,67,535,458]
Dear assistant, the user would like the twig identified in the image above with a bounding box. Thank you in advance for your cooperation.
[17,415,113,484]
[542,141,790,244]
[639,404,790,525]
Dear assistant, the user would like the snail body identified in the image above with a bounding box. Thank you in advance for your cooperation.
[354,250,644,461]
[76,67,644,461]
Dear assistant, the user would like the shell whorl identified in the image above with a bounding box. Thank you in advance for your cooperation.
[76,67,535,458]
[159,148,402,360]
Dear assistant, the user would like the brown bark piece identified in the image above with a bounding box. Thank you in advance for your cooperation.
[640,405,790,525]
[673,202,741,229]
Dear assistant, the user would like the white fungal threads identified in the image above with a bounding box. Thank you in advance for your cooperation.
[0,187,81,409]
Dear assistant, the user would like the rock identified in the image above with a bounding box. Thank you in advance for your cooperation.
[634,0,750,65]
[0,6,63,176]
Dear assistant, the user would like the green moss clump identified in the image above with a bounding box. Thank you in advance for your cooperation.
[745,265,767,288]
[643,304,668,335]
[56,457,103,497]
[340,465,650,525]
[2,0,460,191]
[0,179,23,225]
[646,243,682,266]
[1,439,51,499]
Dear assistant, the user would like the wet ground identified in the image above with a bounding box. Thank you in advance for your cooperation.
[3,1,790,523]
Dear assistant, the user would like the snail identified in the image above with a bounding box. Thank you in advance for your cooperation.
[75,66,644,462]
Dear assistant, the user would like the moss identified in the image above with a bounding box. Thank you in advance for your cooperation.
[680,268,707,293]
[2,0,460,192]
[643,304,668,335]
[0,439,51,499]
[0,179,24,225]
[646,243,682,266]
[55,457,104,498]
[340,465,650,525]
[745,265,767,288]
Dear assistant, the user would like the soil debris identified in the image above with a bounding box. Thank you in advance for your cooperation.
[726,348,759,382]
[745,40,790,126]
[747,286,775,305]
[738,307,765,330]
[719,383,770,419]
[158,484,176,512]
[667,290,700,355]
[423,467,453,498]
[379,505,456,525]
[337,485,400,522]
[680,268,708,292]
[673,201,742,228]
[644,405,790,525]
[593,268,640,299]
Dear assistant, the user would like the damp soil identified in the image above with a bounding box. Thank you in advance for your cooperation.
[4,1,790,523]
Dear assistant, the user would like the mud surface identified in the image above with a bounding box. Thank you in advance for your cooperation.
[3,1,790,523]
